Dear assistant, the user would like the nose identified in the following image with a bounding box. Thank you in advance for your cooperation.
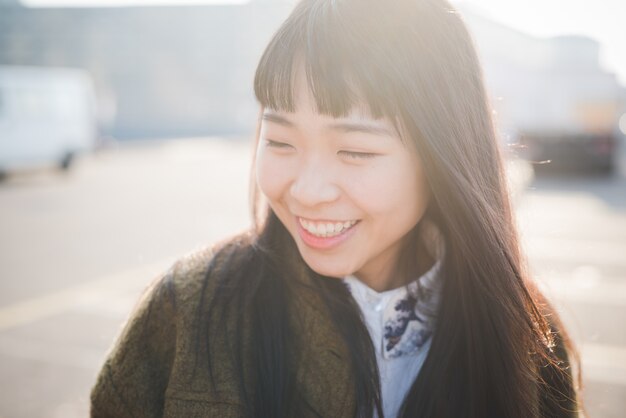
[289,156,341,207]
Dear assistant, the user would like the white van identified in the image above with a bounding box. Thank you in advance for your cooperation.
[0,65,98,178]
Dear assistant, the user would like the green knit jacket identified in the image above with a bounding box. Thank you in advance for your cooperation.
[90,233,578,418]
[91,234,355,417]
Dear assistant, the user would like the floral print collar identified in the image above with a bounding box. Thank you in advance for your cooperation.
[343,258,442,359]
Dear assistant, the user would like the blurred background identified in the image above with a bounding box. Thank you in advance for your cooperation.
[0,0,624,416]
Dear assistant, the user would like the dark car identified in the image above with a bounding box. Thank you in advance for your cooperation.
[518,131,618,174]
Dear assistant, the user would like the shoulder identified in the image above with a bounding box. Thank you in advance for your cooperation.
[91,230,260,416]
[175,230,256,271]
[101,228,260,367]
[163,230,259,303]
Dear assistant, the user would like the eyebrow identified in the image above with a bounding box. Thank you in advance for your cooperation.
[262,112,396,137]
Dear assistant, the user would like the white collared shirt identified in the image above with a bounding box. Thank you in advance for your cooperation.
[342,257,442,418]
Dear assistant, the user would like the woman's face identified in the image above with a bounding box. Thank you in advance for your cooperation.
[255,81,430,291]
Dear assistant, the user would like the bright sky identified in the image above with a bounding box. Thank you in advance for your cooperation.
[19,0,626,85]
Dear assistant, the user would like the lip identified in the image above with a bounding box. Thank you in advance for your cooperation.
[296,216,360,250]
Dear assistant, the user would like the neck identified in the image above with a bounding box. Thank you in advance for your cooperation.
[354,242,436,292]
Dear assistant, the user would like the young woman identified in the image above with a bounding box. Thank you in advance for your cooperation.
[91,0,581,417]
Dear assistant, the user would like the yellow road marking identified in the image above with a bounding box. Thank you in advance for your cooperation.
[0,259,173,331]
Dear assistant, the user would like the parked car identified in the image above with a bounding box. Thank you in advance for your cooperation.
[519,131,617,173]
[506,72,623,174]
[0,65,98,179]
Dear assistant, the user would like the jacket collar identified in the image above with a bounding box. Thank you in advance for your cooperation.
[273,227,356,417]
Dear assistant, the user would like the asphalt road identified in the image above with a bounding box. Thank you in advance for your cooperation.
[0,137,625,417]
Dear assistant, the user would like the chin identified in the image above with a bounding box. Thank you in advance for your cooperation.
[299,254,356,279]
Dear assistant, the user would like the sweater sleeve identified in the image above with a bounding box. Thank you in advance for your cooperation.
[90,263,179,418]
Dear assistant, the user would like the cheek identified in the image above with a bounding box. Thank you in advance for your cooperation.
[397,169,428,220]
[348,159,428,216]
[255,148,290,200]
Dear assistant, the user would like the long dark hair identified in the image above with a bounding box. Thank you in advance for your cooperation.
[201,0,581,417]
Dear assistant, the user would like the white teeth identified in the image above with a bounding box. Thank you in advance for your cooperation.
[298,218,358,238]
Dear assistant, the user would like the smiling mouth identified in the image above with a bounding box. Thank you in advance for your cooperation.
[297,217,360,238]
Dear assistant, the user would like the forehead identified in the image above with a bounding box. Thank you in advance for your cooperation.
[268,67,383,122]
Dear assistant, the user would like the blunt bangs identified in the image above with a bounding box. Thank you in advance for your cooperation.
[254,0,404,121]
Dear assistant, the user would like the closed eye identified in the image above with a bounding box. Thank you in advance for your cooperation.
[338,150,378,159]
[265,139,294,149]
